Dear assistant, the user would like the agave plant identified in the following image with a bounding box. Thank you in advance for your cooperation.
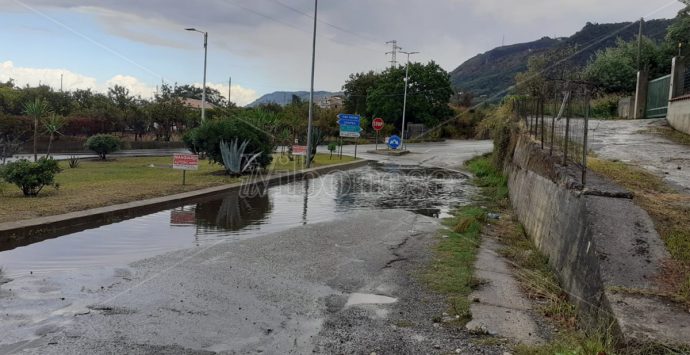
[220,139,262,175]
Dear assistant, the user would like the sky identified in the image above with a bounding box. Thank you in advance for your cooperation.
[0,0,684,106]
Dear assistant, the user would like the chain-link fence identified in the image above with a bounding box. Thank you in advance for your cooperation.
[515,83,591,187]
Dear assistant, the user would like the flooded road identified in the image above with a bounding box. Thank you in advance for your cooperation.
[0,140,500,354]
[0,164,473,277]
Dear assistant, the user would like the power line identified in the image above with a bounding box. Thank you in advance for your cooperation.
[269,0,381,45]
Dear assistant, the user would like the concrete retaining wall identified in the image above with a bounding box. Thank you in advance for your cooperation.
[506,135,610,326]
[506,134,690,345]
[668,97,690,135]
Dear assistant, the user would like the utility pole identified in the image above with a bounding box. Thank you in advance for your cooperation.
[637,17,644,70]
[386,40,402,67]
[306,0,318,168]
[228,76,232,107]
[60,74,63,92]
[400,51,419,150]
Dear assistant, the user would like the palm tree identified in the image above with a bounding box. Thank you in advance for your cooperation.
[23,98,51,161]
[43,114,66,157]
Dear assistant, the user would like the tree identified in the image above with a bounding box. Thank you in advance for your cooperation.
[85,134,121,160]
[0,114,31,164]
[514,46,579,97]
[148,84,190,141]
[107,85,149,140]
[174,84,225,107]
[584,37,666,94]
[43,114,66,157]
[342,71,380,115]
[366,61,454,130]
[23,98,51,162]
[666,5,690,55]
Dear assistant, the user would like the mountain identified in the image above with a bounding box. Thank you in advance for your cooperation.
[450,19,674,99]
[247,91,340,107]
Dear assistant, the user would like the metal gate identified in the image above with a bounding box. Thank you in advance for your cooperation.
[646,74,670,118]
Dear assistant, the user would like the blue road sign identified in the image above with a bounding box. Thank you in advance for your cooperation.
[337,113,361,138]
[388,135,401,150]
[337,114,361,126]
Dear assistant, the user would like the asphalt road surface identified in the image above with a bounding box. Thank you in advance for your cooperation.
[1,140,498,354]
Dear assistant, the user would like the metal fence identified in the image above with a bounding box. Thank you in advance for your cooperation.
[515,85,590,187]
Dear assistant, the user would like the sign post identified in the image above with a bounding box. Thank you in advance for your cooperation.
[292,145,307,167]
[337,113,362,160]
[173,154,199,185]
[372,117,384,151]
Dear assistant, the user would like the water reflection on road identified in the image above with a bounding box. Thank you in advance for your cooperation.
[0,163,473,276]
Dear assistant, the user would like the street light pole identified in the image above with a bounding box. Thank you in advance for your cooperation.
[400,51,418,150]
[306,0,318,168]
[186,28,208,123]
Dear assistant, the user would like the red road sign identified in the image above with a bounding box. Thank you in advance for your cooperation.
[372,117,385,131]
[173,154,199,171]
[292,145,307,156]
[170,210,196,225]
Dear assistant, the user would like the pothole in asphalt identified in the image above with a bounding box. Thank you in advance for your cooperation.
[345,293,398,307]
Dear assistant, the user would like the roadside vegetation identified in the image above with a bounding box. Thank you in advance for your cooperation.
[465,154,618,355]
[422,153,510,325]
[589,158,690,305]
[0,153,355,224]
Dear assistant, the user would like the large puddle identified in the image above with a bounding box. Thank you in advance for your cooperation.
[0,163,473,277]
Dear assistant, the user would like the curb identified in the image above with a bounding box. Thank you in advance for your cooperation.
[0,159,370,250]
[365,150,411,156]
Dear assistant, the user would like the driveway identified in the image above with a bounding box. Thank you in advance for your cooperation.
[588,119,690,192]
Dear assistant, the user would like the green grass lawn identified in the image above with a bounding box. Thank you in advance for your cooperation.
[0,153,356,223]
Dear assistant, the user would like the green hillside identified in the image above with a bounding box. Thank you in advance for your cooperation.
[450,19,673,99]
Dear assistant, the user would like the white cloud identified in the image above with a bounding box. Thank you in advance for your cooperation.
[105,74,157,97]
[199,82,258,107]
[0,61,259,105]
[0,60,155,96]
[0,60,98,91]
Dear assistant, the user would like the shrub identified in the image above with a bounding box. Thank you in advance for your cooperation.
[85,134,121,160]
[328,142,337,159]
[0,158,61,196]
[183,117,274,168]
[590,94,622,119]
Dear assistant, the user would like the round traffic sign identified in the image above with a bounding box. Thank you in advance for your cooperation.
[388,135,401,150]
[372,117,385,131]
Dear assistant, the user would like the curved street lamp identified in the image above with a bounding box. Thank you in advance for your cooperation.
[185,28,208,123]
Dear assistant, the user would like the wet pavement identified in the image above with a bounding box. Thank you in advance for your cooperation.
[588,119,690,193]
[0,164,473,276]
[0,140,498,354]
[318,139,493,171]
